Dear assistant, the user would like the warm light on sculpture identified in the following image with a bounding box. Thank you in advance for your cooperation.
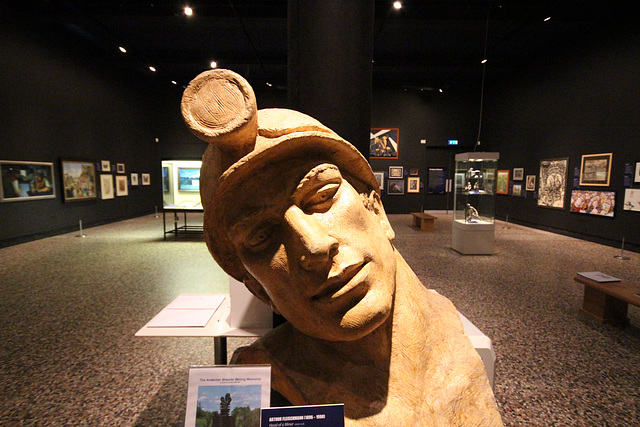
[182,69,503,426]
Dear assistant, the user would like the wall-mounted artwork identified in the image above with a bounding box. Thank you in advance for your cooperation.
[409,168,419,176]
[0,160,56,202]
[115,175,128,196]
[101,160,111,172]
[141,173,151,185]
[373,172,384,190]
[100,174,114,199]
[178,167,200,191]
[116,163,126,174]
[570,190,615,217]
[513,168,524,181]
[496,170,510,195]
[538,158,568,209]
[162,166,170,192]
[387,179,404,195]
[130,173,139,186]
[623,188,640,212]
[407,177,420,193]
[512,184,522,197]
[635,162,640,184]
[61,160,97,202]
[579,153,612,186]
[525,175,536,192]
[370,128,399,159]
[388,166,403,178]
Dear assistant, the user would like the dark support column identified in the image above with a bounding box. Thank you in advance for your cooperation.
[288,0,374,158]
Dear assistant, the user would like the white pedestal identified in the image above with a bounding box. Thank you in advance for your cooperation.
[451,219,495,255]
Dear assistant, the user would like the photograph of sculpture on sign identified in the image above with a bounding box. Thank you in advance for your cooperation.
[180,69,502,426]
[538,158,568,209]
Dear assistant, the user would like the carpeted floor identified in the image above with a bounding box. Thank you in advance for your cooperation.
[0,212,638,426]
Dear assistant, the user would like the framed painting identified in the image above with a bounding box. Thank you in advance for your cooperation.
[525,175,536,192]
[496,170,510,195]
[570,190,615,217]
[141,173,151,185]
[407,177,420,193]
[178,167,200,191]
[387,179,404,195]
[1,160,56,202]
[162,166,170,192]
[100,174,114,199]
[635,162,640,184]
[409,168,419,176]
[61,160,97,202]
[624,188,640,212]
[538,158,568,209]
[388,166,403,178]
[130,173,139,186]
[579,153,612,186]
[370,128,399,159]
[373,171,384,190]
[115,175,128,196]
[101,160,111,172]
[513,168,524,181]
[116,163,125,174]
[512,184,522,197]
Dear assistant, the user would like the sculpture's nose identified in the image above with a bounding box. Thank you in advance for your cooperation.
[284,206,339,272]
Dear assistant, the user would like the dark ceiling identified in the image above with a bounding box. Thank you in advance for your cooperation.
[11,1,637,93]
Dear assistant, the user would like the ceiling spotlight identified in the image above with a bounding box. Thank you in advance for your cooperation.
[481,59,488,64]
[210,61,218,68]
[171,80,177,85]
[118,46,126,53]
[149,66,156,72]
[266,82,273,87]
[393,1,402,10]
[184,6,193,16]
[544,16,551,22]
[438,88,443,93]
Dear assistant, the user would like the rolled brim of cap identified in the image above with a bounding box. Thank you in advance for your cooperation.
[203,130,379,282]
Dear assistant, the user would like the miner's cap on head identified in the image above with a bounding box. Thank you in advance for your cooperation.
[181,69,379,291]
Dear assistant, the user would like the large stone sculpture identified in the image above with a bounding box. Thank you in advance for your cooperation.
[182,69,503,426]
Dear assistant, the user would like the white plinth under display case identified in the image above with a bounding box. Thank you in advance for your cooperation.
[452,152,499,255]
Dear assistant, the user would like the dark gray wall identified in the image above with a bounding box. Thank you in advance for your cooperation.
[0,9,164,246]
[483,25,640,252]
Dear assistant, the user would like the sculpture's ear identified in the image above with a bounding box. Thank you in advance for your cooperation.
[243,275,281,315]
[368,190,395,242]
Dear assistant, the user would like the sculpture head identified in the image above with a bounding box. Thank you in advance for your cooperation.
[182,69,396,341]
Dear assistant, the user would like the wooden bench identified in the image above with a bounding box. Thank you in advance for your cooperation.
[411,212,437,231]
[574,275,640,325]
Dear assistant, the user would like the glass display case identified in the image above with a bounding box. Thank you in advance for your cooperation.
[452,152,499,254]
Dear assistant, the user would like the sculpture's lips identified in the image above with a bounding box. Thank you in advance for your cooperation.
[312,261,367,302]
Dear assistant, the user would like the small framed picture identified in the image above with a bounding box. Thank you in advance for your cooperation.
[116,163,125,174]
[635,162,640,183]
[525,175,536,191]
[141,173,151,185]
[409,168,419,176]
[389,166,403,178]
[579,153,612,186]
[100,174,114,199]
[512,183,522,197]
[496,170,510,195]
[115,175,128,196]
[388,179,404,195]
[101,160,111,172]
[513,168,524,181]
[407,176,420,193]
[373,171,384,190]
[130,173,139,186]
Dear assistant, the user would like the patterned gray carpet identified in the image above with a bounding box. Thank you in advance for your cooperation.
[0,213,638,426]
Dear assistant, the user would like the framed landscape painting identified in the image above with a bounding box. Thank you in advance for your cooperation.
[538,158,568,209]
[496,170,510,195]
[0,160,56,202]
[370,128,399,159]
[579,153,612,186]
[61,160,97,202]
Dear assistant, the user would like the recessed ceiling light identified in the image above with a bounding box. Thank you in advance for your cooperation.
[184,6,193,16]
[118,46,126,53]
[210,61,217,68]
[149,66,156,72]
[393,1,402,10]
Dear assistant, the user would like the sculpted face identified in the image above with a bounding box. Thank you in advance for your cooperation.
[224,160,397,341]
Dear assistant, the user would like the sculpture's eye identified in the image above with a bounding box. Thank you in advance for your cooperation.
[245,225,276,252]
[303,182,340,212]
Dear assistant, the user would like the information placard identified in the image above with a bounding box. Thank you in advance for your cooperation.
[261,404,344,427]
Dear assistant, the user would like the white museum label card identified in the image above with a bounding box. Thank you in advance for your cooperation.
[261,404,345,427]
[577,271,621,283]
[146,308,216,328]
[165,294,225,310]
[185,365,271,427]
